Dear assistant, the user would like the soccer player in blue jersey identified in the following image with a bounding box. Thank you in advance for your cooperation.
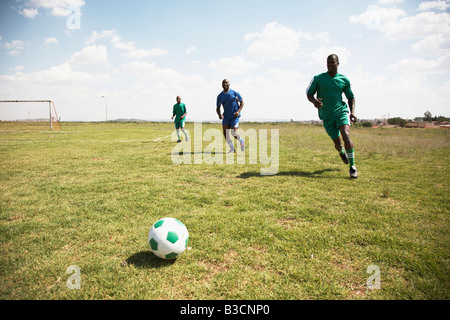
[306,54,358,179]
[216,79,245,153]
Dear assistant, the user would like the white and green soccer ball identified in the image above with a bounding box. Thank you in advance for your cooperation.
[148,217,189,260]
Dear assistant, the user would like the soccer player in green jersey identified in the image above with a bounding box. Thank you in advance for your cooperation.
[171,96,188,142]
[306,54,358,179]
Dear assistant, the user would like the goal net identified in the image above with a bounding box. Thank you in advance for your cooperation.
[0,100,61,131]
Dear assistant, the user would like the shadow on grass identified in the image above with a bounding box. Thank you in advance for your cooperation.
[169,151,226,156]
[237,168,340,179]
[125,251,176,269]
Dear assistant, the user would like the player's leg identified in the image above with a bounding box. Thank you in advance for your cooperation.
[180,121,188,141]
[324,118,348,164]
[230,117,245,151]
[222,122,235,153]
[339,124,357,179]
[339,124,354,150]
[333,136,349,165]
[175,122,181,142]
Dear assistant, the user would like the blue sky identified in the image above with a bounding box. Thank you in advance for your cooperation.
[0,0,449,121]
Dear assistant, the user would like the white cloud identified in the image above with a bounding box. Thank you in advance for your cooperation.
[418,1,450,11]
[307,46,352,67]
[67,45,108,67]
[110,34,168,58]
[208,55,260,76]
[4,40,26,56]
[350,5,450,40]
[350,4,450,58]
[110,35,134,51]
[0,63,111,85]
[378,0,403,5]
[412,34,450,54]
[382,11,450,41]
[44,37,58,45]
[0,62,113,121]
[240,68,312,121]
[20,0,86,17]
[116,61,213,121]
[349,6,407,31]
[351,65,450,119]
[186,46,196,54]
[245,22,301,61]
[21,7,39,18]
[122,48,168,59]
[386,55,450,75]
[85,30,116,44]
[121,61,202,83]
[85,30,168,59]
[11,66,25,73]
[244,22,329,61]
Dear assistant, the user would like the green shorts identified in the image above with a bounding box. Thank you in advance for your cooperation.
[322,113,349,140]
[174,119,185,129]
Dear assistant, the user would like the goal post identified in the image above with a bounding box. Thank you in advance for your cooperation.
[0,100,61,130]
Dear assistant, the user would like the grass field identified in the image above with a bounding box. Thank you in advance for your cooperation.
[0,121,449,300]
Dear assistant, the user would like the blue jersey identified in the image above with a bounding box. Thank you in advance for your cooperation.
[216,89,243,118]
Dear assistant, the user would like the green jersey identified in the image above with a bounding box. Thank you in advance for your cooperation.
[172,103,187,122]
[306,72,354,120]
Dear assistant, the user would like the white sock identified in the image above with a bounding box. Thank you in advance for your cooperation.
[227,140,235,150]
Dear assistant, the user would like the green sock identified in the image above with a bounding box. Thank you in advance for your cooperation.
[346,148,355,166]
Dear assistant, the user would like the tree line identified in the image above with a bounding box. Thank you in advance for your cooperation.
[387,111,449,128]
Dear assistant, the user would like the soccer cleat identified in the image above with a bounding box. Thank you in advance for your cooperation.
[349,166,358,179]
[340,151,349,165]
[240,140,245,151]
[176,139,181,143]
[227,148,236,154]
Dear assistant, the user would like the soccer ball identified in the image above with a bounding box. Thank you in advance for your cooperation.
[148,217,189,260]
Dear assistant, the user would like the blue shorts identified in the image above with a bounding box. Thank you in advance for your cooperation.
[222,115,240,128]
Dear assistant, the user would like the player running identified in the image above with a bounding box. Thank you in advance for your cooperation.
[306,54,358,179]
[216,79,245,153]
[171,96,188,142]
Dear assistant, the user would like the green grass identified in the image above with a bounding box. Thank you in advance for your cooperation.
[0,121,449,300]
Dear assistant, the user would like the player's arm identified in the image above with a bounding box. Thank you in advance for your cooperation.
[348,98,357,123]
[307,94,323,108]
[234,99,244,118]
[181,106,187,119]
[216,104,223,119]
[306,77,322,108]
[344,81,356,123]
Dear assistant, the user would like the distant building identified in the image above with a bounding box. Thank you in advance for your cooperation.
[405,121,438,129]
